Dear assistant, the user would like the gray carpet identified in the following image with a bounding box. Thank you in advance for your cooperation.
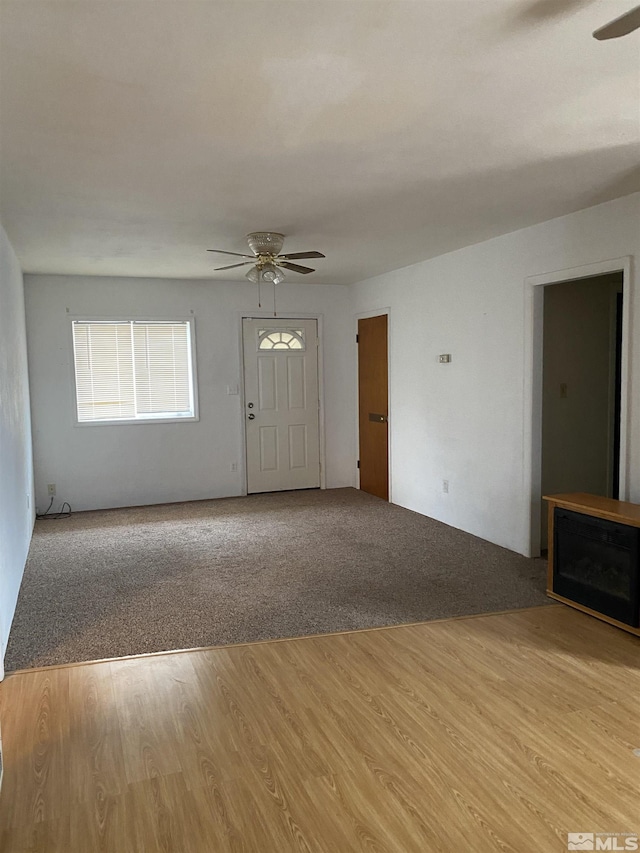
[5,488,549,671]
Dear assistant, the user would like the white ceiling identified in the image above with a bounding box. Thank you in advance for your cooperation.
[1,0,638,285]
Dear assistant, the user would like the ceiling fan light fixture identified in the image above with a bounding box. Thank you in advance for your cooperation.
[260,262,284,283]
[247,232,285,256]
[209,233,323,287]
[245,263,285,285]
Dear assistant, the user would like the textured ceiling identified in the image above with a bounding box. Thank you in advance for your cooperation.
[1,0,639,284]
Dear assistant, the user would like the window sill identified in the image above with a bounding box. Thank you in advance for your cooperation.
[73,416,200,427]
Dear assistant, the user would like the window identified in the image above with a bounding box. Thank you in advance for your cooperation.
[72,320,196,423]
[258,329,305,350]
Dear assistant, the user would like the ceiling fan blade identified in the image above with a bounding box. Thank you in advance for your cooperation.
[214,262,253,271]
[278,251,326,260]
[280,262,315,275]
[593,5,640,39]
[207,249,255,258]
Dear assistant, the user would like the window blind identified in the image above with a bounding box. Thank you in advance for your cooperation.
[72,321,195,423]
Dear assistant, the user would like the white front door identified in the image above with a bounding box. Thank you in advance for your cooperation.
[242,318,321,494]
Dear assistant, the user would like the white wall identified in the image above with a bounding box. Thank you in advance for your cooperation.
[25,275,355,512]
[0,225,34,674]
[21,193,640,557]
[352,193,640,555]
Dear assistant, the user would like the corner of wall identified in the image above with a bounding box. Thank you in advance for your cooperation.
[0,224,34,675]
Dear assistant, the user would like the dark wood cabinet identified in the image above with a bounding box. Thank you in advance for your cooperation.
[544,492,640,637]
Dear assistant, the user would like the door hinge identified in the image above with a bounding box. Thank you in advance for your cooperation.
[356,334,359,343]
[357,460,360,469]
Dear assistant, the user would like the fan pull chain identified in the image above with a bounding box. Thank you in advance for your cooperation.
[273,281,277,317]
[257,279,261,308]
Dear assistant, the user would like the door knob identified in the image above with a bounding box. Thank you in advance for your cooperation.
[248,413,255,420]
[248,402,254,409]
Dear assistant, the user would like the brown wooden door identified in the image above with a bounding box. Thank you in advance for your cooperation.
[358,314,388,500]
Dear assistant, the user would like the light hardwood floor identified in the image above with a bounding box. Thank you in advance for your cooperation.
[1,605,639,852]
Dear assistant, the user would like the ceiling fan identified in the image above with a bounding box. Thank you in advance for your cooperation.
[593,4,640,39]
[207,232,325,285]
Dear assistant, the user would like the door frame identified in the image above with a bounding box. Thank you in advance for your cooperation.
[523,256,632,558]
[238,312,326,496]
[354,307,392,502]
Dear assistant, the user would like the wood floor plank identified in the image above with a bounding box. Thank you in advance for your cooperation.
[231,645,333,780]
[369,626,637,826]
[0,818,70,853]
[108,655,185,784]
[186,776,249,852]
[567,699,640,760]
[67,792,124,853]
[67,662,126,803]
[304,770,436,853]
[0,605,638,852]
[1,669,70,829]
[123,771,219,853]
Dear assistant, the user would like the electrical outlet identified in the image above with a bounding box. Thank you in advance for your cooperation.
[47,484,56,496]
[230,462,238,472]
[26,494,30,509]
[442,480,449,494]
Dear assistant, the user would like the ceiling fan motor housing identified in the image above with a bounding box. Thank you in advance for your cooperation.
[247,232,285,256]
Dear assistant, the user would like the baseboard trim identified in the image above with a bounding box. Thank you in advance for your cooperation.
[39,487,357,517]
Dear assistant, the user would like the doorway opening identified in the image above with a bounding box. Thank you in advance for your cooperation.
[540,272,624,551]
